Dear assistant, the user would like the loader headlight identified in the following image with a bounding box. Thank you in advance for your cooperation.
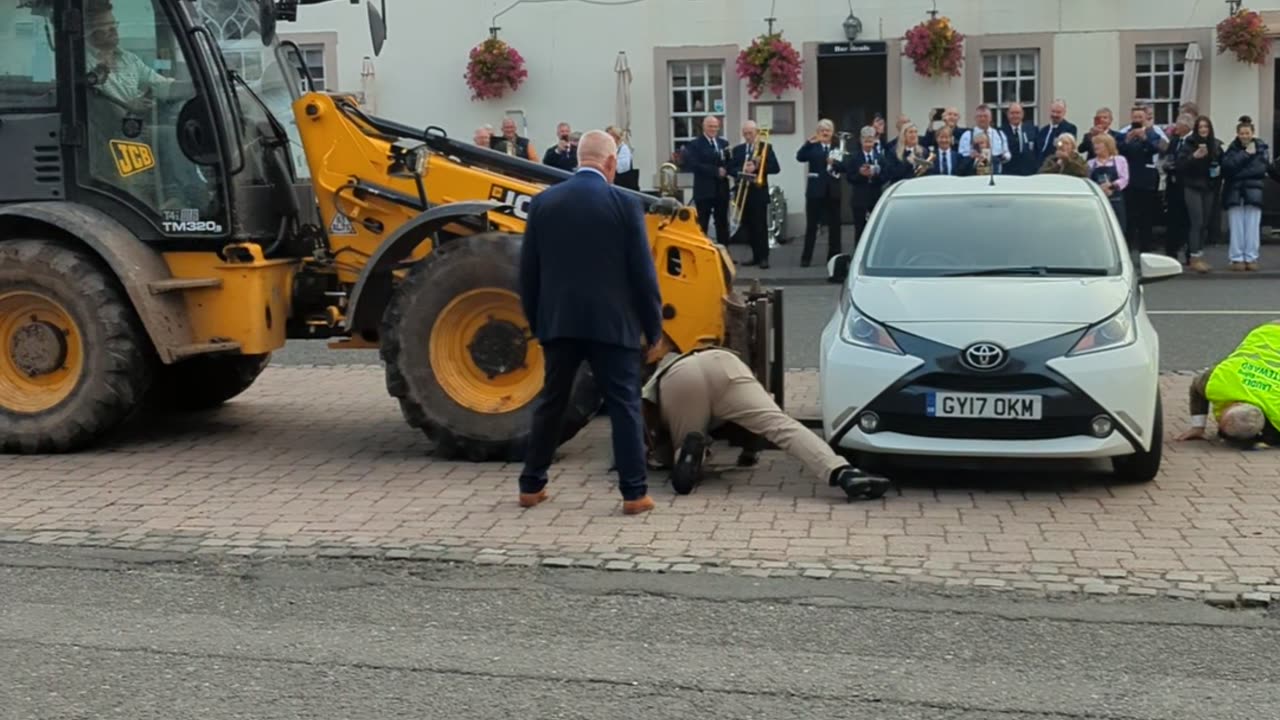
[1068,305,1135,356]
[390,139,429,176]
[840,308,903,355]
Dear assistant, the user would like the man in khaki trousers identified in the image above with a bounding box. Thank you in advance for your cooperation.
[642,341,890,501]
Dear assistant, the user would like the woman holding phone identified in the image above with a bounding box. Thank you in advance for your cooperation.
[1176,116,1224,274]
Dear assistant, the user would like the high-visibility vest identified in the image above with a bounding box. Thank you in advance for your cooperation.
[1205,323,1280,429]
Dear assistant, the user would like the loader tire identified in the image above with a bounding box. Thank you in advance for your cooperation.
[380,232,601,462]
[149,354,270,411]
[0,239,152,453]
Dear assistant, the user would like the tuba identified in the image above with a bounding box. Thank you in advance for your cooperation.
[728,128,771,237]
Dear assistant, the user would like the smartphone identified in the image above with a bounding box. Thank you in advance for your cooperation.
[931,107,945,122]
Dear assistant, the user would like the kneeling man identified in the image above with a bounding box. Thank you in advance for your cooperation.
[642,338,890,501]
[1179,320,1280,445]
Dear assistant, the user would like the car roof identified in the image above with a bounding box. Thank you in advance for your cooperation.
[886,174,1099,198]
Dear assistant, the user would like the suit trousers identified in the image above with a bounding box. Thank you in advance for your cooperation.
[802,194,842,264]
[520,339,648,501]
[1164,181,1190,257]
[656,350,847,481]
[850,203,873,247]
[740,188,770,263]
[695,194,731,244]
[1124,188,1159,251]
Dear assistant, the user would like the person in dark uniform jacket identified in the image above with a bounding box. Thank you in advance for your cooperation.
[1037,99,1079,164]
[1079,107,1125,160]
[680,115,733,243]
[796,119,844,266]
[542,122,578,171]
[730,120,781,268]
[843,126,885,248]
[518,130,664,516]
[1118,105,1168,252]
[1000,102,1040,176]
[928,127,974,177]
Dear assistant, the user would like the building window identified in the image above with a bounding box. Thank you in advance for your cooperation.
[981,51,1038,126]
[669,61,724,153]
[297,43,327,92]
[1135,45,1186,125]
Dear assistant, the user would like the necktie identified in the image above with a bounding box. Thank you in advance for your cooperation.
[1015,127,1022,153]
[944,153,950,175]
[1044,126,1055,152]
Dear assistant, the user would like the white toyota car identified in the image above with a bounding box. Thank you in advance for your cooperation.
[818,174,1183,482]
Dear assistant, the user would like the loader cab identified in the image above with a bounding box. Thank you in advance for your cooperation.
[0,0,313,250]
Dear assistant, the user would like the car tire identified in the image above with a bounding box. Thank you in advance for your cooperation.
[1112,393,1162,483]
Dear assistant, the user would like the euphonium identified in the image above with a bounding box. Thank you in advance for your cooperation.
[729,128,771,237]
[828,131,851,178]
[658,162,681,198]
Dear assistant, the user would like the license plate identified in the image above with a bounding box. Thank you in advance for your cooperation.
[925,392,1043,420]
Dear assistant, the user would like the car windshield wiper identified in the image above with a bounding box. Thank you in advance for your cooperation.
[941,266,1111,277]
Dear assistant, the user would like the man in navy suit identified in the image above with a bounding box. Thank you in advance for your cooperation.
[1037,99,1079,163]
[518,130,664,516]
[1000,102,1040,176]
[680,115,732,243]
[843,126,885,249]
[796,119,844,266]
[730,120,781,267]
[928,127,973,177]
[1079,107,1125,160]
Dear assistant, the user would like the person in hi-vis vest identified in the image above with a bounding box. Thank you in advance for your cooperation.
[1178,321,1280,445]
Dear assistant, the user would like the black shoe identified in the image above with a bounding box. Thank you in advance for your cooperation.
[800,259,812,268]
[670,433,709,495]
[736,449,759,467]
[742,258,760,267]
[831,466,891,503]
[759,260,770,269]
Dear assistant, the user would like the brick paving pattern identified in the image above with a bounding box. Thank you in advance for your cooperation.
[1,366,1279,607]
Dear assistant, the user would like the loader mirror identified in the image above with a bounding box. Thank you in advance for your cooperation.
[367,0,387,57]
[259,0,278,45]
[176,98,221,166]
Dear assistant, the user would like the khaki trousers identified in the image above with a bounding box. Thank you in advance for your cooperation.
[657,350,847,480]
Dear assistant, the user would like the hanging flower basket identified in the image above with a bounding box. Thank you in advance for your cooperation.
[902,16,965,79]
[1217,9,1272,66]
[465,37,528,101]
[735,32,804,99]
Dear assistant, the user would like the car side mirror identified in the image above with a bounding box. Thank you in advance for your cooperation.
[827,254,852,284]
[1138,252,1182,284]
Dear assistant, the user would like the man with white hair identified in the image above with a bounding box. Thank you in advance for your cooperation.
[473,125,493,147]
[1038,99,1079,163]
[1178,321,1280,445]
[795,119,844,267]
[730,119,780,267]
[492,117,537,160]
[518,129,663,516]
[680,115,733,242]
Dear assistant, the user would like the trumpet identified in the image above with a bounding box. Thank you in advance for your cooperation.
[909,146,936,177]
[729,128,771,237]
[658,162,681,199]
[828,131,852,178]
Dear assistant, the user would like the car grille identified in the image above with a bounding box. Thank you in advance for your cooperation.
[873,413,1095,440]
[911,372,1051,392]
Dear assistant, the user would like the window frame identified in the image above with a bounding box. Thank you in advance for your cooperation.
[1134,44,1186,126]
[980,49,1039,127]
[668,59,726,154]
[297,42,326,92]
[0,6,59,111]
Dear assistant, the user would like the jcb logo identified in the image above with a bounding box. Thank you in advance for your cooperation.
[489,185,533,221]
[110,140,156,178]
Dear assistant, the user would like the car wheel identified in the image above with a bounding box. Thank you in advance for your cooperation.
[1111,393,1162,483]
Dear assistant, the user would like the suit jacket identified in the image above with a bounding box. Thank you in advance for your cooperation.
[929,148,973,177]
[1001,123,1041,176]
[542,144,578,171]
[519,170,663,350]
[842,148,885,208]
[681,134,732,200]
[1037,121,1080,162]
[796,140,842,200]
[923,125,968,150]
[730,141,781,195]
[1079,129,1124,160]
[1118,126,1165,192]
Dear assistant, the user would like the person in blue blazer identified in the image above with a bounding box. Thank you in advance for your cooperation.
[1036,99,1080,164]
[927,127,974,177]
[795,119,844,266]
[518,130,664,516]
[842,126,885,248]
[679,115,733,243]
[729,120,781,267]
[1000,102,1041,176]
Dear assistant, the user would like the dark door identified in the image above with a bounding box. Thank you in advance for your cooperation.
[817,53,887,223]
[1267,57,1280,227]
[0,0,65,204]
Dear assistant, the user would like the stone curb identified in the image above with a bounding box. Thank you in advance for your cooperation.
[2,529,1273,610]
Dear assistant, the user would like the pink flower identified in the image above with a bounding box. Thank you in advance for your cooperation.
[465,37,528,101]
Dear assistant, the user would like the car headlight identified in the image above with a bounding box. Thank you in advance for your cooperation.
[1068,305,1135,356]
[840,309,903,354]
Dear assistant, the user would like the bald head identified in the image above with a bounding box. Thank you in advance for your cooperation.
[1220,403,1267,441]
[576,129,618,181]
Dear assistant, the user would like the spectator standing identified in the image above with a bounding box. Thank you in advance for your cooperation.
[473,125,493,147]
[1087,133,1130,232]
[517,130,662,515]
[1176,116,1224,274]
[884,113,912,155]
[872,114,888,155]
[959,105,1011,173]
[492,117,538,160]
[1037,99,1079,163]
[730,120,781,268]
[796,119,844,267]
[681,115,733,243]
[542,121,578,171]
[1221,116,1269,271]
[1001,102,1040,176]
[923,106,966,150]
[843,126,884,249]
[1118,105,1167,252]
[1162,114,1195,261]
[1080,107,1125,159]
[606,126,639,190]
[1039,133,1089,177]
[929,127,972,177]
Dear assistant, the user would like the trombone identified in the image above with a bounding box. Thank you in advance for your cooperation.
[728,128,771,237]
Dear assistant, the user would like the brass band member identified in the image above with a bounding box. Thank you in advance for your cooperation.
[680,115,733,243]
[796,119,844,266]
[886,124,930,183]
[731,120,781,268]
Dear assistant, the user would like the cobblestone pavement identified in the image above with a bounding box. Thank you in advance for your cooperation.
[2,367,1279,607]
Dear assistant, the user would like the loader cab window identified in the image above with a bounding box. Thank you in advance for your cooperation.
[80,0,226,234]
[0,1,57,109]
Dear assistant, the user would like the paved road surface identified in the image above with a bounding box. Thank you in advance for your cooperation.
[3,545,1277,720]
[272,276,1279,372]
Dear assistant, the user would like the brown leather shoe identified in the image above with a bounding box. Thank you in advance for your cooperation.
[1190,257,1211,274]
[622,496,655,515]
[1247,262,1260,271]
[1230,261,1245,271]
[518,490,549,508]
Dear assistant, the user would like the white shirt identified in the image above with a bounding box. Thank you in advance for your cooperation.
[958,127,1012,163]
[617,142,633,174]
[85,45,173,109]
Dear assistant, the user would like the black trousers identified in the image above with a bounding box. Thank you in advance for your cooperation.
[1164,181,1189,257]
[850,203,873,248]
[740,188,770,263]
[695,194,731,244]
[802,194,841,264]
[519,339,648,501]
[1124,188,1159,251]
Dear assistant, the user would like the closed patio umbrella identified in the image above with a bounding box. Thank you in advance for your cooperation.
[1180,42,1202,112]
[614,51,632,139]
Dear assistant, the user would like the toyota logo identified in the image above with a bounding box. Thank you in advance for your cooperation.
[961,342,1007,371]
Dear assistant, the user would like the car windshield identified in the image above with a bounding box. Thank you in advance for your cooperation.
[860,194,1121,278]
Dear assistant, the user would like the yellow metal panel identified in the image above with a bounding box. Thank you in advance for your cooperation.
[161,249,297,355]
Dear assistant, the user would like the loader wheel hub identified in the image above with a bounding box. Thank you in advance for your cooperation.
[429,288,543,415]
[0,291,85,414]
